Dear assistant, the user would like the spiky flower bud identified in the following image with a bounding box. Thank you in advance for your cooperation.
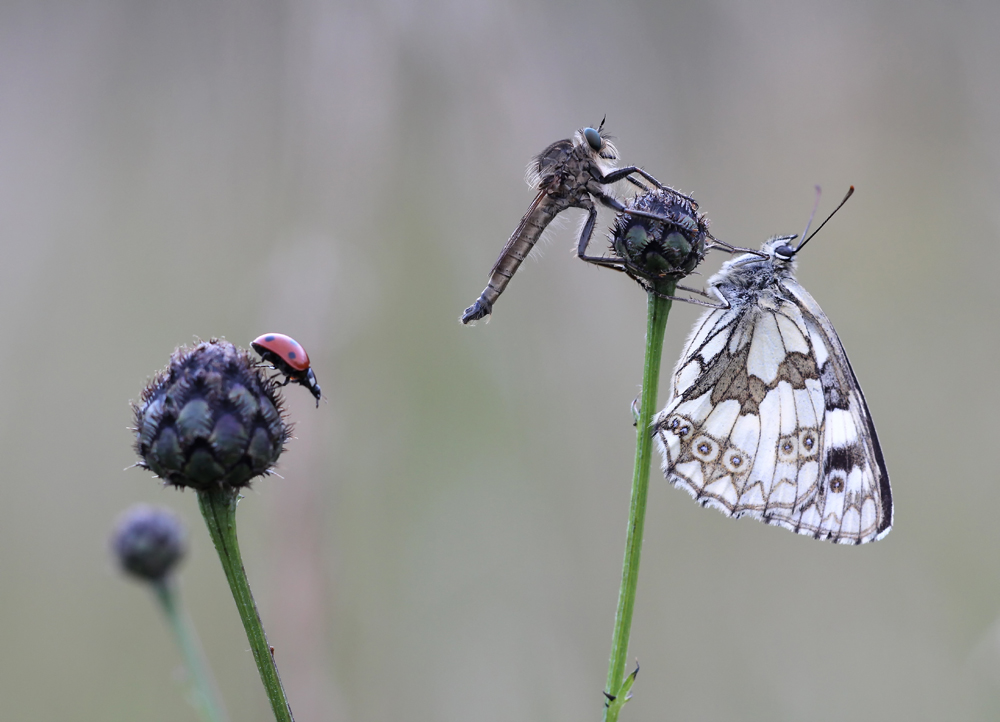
[610,188,708,295]
[112,504,187,581]
[133,339,290,490]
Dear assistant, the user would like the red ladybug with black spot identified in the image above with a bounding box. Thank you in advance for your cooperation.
[251,333,322,407]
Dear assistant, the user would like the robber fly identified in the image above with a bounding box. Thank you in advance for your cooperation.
[460,121,695,324]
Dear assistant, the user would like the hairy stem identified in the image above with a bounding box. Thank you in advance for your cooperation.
[603,288,674,722]
[197,487,294,722]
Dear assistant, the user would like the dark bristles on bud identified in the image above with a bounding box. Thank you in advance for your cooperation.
[609,188,709,295]
[133,339,291,490]
[112,504,186,581]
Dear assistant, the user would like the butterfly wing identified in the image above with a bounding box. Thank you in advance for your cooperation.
[781,278,892,543]
[654,279,892,544]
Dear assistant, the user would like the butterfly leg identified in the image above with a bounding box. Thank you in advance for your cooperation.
[616,264,728,308]
[675,283,716,299]
[706,232,770,257]
[641,285,727,308]
[580,245,722,307]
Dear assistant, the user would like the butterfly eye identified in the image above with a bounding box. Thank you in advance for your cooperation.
[774,244,796,260]
[583,127,603,151]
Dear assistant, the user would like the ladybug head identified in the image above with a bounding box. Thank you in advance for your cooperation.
[302,368,322,407]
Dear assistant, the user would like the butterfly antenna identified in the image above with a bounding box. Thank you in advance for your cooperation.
[796,185,855,253]
[706,231,769,258]
[796,185,822,249]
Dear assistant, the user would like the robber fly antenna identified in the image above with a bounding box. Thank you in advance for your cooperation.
[795,185,855,254]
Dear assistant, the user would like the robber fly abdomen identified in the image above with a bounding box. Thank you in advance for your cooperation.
[460,189,566,323]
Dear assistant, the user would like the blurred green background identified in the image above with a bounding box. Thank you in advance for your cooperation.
[3,1,999,720]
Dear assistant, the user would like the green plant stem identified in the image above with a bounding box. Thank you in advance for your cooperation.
[153,578,229,722]
[197,487,295,722]
[604,288,674,722]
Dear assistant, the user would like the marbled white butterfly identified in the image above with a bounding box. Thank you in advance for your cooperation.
[653,197,892,544]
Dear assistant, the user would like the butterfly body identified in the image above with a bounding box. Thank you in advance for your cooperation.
[654,237,892,544]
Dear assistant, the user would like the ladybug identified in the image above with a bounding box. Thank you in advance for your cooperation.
[251,333,322,407]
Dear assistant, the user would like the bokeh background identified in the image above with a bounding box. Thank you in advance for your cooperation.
[2,1,998,720]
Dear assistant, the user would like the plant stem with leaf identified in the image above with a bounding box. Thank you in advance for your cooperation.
[198,487,295,722]
[603,288,674,722]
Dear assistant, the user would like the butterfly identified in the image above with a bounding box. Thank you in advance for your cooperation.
[653,209,892,544]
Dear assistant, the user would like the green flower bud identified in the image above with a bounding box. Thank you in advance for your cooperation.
[133,339,290,490]
[112,504,186,581]
[610,188,708,294]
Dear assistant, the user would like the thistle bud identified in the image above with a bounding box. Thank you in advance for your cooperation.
[133,339,290,490]
[610,188,708,294]
[112,504,186,581]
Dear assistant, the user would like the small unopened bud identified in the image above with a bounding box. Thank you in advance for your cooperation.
[112,504,186,581]
[133,339,291,490]
[610,188,708,294]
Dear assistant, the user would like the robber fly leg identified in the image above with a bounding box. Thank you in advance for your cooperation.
[573,202,627,270]
[575,202,600,258]
[597,167,699,206]
[599,166,662,190]
[590,190,682,227]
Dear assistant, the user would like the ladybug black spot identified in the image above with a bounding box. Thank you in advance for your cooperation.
[265,335,276,342]
[287,351,297,360]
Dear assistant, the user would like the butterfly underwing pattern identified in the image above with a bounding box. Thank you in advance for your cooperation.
[653,237,892,544]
